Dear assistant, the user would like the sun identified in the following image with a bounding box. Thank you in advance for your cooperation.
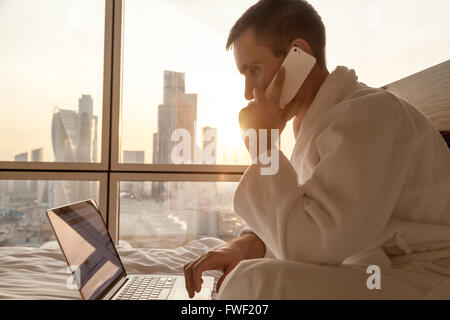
[217,121,250,164]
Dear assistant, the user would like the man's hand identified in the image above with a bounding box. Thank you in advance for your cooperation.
[238,67,299,152]
[183,233,266,298]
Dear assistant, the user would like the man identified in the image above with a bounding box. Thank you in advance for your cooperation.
[184,0,450,299]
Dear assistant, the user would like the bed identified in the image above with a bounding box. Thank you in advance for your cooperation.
[0,238,225,300]
[2,61,448,301]
[381,59,450,148]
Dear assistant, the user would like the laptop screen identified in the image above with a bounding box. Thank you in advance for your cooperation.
[47,199,126,300]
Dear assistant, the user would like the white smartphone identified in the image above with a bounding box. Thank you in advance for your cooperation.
[265,46,316,108]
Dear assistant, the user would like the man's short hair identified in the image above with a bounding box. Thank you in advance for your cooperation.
[226,0,327,68]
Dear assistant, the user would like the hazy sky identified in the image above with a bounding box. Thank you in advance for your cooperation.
[1,0,449,163]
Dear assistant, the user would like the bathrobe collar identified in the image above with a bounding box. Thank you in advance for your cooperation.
[291,66,359,161]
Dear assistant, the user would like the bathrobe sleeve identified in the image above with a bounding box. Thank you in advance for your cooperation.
[238,226,276,259]
[233,94,415,265]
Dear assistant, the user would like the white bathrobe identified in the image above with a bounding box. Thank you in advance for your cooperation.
[217,66,450,299]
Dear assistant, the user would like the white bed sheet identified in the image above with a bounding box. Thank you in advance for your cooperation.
[0,237,226,300]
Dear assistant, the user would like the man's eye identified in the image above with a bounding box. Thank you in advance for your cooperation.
[249,67,259,76]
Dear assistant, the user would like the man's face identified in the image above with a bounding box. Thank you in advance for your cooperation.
[233,28,285,101]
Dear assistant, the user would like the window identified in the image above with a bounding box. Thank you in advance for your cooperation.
[0,0,106,163]
[119,0,298,165]
[1,0,448,249]
[118,180,244,248]
[0,172,106,247]
[120,0,259,166]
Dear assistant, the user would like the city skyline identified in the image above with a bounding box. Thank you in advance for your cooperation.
[2,0,449,250]
[11,93,99,162]
[9,70,228,165]
[3,0,449,163]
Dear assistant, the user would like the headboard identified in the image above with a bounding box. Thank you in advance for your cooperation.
[381,59,450,148]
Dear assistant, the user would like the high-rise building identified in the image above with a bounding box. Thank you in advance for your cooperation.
[51,94,98,205]
[51,94,97,163]
[30,148,43,162]
[51,108,79,162]
[153,71,197,164]
[14,152,28,162]
[152,71,198,199]
[77,94,93,162]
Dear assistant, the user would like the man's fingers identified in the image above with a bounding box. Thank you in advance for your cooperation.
[191,254,218,293]
[184,253,222,298]
[183,261,195,298]
[268,67,285,106]
[253,86,265,102]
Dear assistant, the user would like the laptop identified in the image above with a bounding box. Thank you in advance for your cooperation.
[46,199,214,300]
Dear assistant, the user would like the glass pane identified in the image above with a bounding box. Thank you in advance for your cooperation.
[119,181,246,248]
[0,0,105,162]
[120,0,450,164]
[120,0,256,165]
[0,179,99,247]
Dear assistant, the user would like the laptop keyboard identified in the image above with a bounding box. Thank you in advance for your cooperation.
[116,276,175,300]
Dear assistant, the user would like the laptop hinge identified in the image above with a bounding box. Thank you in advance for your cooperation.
[102,276,128,300]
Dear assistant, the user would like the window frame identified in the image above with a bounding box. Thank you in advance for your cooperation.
[109,172,242,244]
[0,0,247,246]
[0,0,114,172]
[0,171,108,223]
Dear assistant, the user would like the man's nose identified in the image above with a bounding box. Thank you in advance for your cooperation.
[244,78,254,101]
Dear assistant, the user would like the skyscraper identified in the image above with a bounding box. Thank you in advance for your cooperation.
[30,148,43,162]
[77,94,93,162]
[152,71,198,199]
[14,152,28,162]
[153,71,197,164]
[51,108,79,162]
[51,94,97,163]
[51,94,98,205]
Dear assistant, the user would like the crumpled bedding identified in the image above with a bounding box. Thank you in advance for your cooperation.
[0,237,226,300]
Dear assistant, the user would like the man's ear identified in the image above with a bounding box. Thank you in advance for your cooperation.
[289,39,313,56]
